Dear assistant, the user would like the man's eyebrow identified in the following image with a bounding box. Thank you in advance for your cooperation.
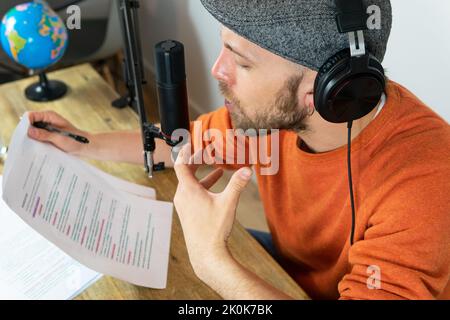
[223,42,253,62]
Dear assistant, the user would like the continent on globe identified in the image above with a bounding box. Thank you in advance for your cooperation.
[38,4,67,60]
[3,17,26,61]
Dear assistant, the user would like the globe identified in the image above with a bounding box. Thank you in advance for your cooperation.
[0,0,68,70]
[0,0,69,102]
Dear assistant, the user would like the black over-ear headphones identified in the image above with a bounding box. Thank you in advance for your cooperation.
[312,0,386,246]
[314,0,386,124]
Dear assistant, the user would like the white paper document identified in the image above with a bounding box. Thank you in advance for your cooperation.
[0,177,102,300]
[1,115,173,290]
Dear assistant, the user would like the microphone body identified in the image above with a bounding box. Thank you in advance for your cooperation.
[155,40,190,142]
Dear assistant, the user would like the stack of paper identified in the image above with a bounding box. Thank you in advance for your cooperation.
[1,115,173,297]
[0,177,102,300]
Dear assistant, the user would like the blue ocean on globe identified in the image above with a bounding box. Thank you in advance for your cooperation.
[0,0,68,70]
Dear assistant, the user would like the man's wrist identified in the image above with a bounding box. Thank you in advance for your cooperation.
[73,131,95,158]
[192,247,236,283]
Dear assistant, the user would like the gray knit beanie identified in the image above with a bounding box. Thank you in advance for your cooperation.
[200,0,392,71]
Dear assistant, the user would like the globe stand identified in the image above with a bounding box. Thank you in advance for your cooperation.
[25,72,68,102]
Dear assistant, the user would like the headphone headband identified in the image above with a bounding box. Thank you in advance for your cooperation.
[335,0,368,33]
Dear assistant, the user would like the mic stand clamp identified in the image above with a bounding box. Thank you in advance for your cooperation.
[142,123,182,178]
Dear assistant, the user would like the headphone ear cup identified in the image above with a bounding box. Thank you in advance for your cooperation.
[314,49,352,122]
[314,49,385,123]
[316,49,350,80]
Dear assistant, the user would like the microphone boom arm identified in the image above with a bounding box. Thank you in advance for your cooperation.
[116,0,177,177]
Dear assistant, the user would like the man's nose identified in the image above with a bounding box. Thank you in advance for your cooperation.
[211,49,234,85]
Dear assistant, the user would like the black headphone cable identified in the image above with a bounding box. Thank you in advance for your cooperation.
[347,121,356,246]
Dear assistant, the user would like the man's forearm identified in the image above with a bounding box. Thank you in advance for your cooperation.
[78,130,174,167]
[196,251,294,300]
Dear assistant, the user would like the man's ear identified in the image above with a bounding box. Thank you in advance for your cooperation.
[301,70,317,114]
[304,91,315,113]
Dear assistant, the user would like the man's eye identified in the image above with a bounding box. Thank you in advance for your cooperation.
[237,63,251,70]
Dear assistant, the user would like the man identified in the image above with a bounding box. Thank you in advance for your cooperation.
[27,0,450,300]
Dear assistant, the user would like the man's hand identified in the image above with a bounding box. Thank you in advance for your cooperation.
[28,111,91,156]
[27,111,174,166]
[173,144,294,300]
[173,144,253,277]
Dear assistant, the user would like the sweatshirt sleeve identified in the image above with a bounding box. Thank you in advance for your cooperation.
[338,163,450,300]
[338,139,450,300]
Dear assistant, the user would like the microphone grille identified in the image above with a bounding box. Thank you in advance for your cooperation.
[154,40,186,86]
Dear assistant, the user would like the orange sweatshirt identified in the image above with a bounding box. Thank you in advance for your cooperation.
[190,81,450,300]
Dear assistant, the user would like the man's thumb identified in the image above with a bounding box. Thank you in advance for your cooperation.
[223,167,253,203]
[28,127,53,142]
[28,127,64,147]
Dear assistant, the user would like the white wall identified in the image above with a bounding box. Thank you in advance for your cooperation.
[139,0,450,121]
[383,0,450,121]
[139,0,222,116]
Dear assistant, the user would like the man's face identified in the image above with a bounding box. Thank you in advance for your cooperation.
[212,27,314,132]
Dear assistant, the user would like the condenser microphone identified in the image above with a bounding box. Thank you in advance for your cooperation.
[155,40,190,144]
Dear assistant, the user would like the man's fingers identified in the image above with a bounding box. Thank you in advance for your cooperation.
[175,143,191,166]
[199,168,224,190]
[28,111,70,128]
[27,126,68,147]
[28,126,54,142]
[174,143,199,186]
[187,147,204,174]
[222,167,253,204]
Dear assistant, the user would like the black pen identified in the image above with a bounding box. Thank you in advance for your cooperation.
[33,121,90,144]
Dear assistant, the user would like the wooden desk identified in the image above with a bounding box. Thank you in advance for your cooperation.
[0,64,308,300]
